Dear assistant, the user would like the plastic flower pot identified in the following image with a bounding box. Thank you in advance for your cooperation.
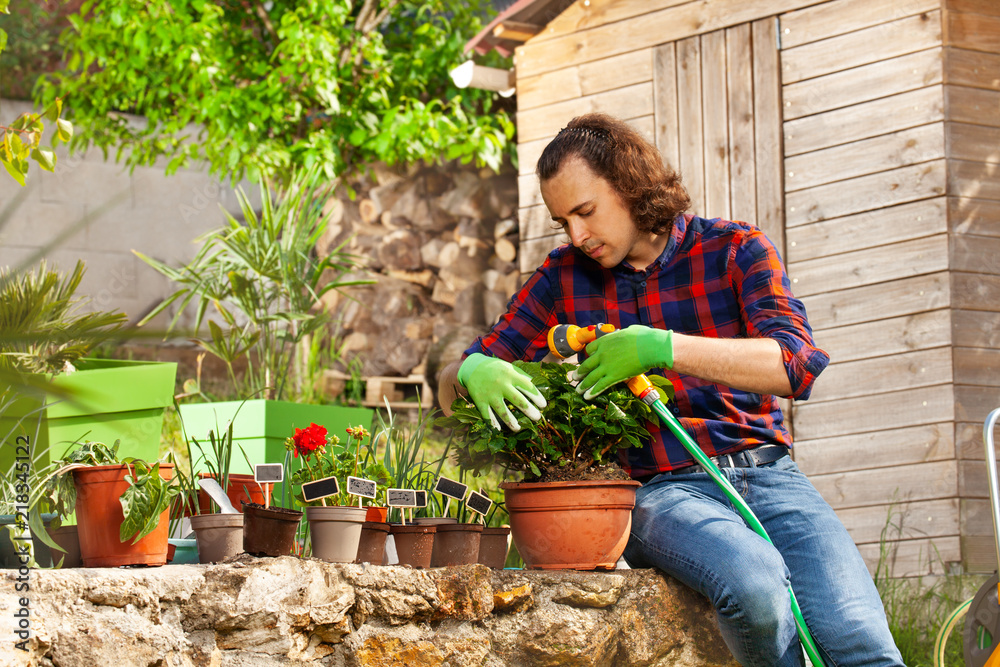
[306,506,366,563]
[478,526,511,569]
[49,525,82,568]
[73,463,174,568]
[356,522,390,565]
[197,473,270,514]
[365,506,388,523]
[390,524,436,568]
[190,513,245,563]
[430,523,483,568]
[241,502,302,557]
[500,479,640,570]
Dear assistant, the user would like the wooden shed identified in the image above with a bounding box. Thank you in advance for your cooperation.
[467,0,1000,577]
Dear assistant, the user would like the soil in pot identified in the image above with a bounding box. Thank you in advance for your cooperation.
[190,513,244,563]
[390,524,436,568]
[501,479,640,570]
[74,463,174,567]
[241,502,302,557]
[198,473,270,514]
[478,526,511,569]
[430,523,483,567]
[306,506,366,563]
[356,522,390,564]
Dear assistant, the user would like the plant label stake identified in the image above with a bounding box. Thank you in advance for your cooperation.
[466,491,493,523]
[302,476,340,504]
[434,476,467,518]
[255,463,283,507]
[198,478,239,514]
[387,488,417,524]
[414,490,428,508]
[347,476,377,508]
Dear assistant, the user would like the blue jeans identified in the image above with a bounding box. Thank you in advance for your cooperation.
[623,455,904,666]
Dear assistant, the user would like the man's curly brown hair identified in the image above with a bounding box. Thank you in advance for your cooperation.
[536,113,690,236]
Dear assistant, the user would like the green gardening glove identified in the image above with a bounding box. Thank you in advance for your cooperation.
[572,325,674,399]
[458,353,547,432]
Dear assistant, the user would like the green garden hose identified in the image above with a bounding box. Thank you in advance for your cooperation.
[637,383,826,666]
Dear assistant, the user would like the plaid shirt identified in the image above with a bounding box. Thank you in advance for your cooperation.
[465,214,830,476]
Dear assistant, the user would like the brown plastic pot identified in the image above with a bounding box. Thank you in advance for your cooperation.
[500,479,641,570]
[390,524,436,568]
[73,463,174,568]
[478,526,511,569]
[242,503,302,557]
[355,522,390,564]
[49,525,82,568]
[430,523,483,567]
[306,506,366,563]
[190,513,245,563]
[198,473,270,514]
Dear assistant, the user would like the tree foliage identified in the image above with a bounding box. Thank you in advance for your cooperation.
[0,0,75,185]
[37,0,515,182]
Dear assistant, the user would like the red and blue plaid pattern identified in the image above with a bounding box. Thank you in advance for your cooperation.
[465,214,830,476]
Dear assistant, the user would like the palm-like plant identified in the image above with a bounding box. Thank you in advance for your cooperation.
[135,167,370,400]
[0,260,128,378]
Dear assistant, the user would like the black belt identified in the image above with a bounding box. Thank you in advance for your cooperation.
[636,444,788,483]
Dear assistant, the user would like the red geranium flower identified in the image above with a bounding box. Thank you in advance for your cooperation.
[291,423,327,459]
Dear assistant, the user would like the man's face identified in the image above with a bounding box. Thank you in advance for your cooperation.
[540,156,642,270]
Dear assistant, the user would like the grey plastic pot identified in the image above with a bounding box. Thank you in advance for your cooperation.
[306,506,367,563]
[190,513,244,563]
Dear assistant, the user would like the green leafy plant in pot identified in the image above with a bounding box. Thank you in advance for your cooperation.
[439,360,667,570]
[39,441,178,567]
[287,423,390,563]
[186,422,252,563]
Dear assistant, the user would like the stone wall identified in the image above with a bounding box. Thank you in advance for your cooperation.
[3,557,736,667]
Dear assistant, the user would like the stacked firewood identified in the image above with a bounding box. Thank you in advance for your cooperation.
[317,161,520,387]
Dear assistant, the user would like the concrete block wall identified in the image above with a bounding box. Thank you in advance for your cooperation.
[0,98,250,328]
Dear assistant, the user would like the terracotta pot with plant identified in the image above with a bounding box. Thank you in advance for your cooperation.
[288,422,390,563]
[440,361,665,570]
[40,441,179,567]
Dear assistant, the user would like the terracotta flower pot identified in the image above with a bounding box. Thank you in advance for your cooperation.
[365,506,388,523]
[430,523,483,567]
[306,506,366,563]
[390,524,436,568]
[190,513,245,563]
[73,463,174,568]
[242,502,302,557]
[478,526,511,569]
[198,473,270,514]
[500,479,641,570]
[355,522,390,564]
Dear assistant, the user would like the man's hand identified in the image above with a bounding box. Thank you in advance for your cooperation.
[573,325,674,399]
[458,353,547,431]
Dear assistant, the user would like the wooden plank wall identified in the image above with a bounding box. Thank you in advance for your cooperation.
[943,0,1000,573]
[779,0,966,577]
[509,0,1000,578]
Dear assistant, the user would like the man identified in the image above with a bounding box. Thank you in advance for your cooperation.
[437,113,903,666]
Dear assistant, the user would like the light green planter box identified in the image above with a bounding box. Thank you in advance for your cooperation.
[1,359,178,473]
[178,400,374,504]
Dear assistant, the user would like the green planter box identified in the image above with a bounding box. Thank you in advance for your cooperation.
[178,400,374,504]
[1,359,178,473]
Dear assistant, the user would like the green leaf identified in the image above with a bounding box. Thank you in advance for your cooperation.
[31,148,56,172]
[2,157,26,186]
[56,118,74,143]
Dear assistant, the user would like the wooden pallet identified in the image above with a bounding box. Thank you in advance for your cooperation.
[319,371,433,411]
